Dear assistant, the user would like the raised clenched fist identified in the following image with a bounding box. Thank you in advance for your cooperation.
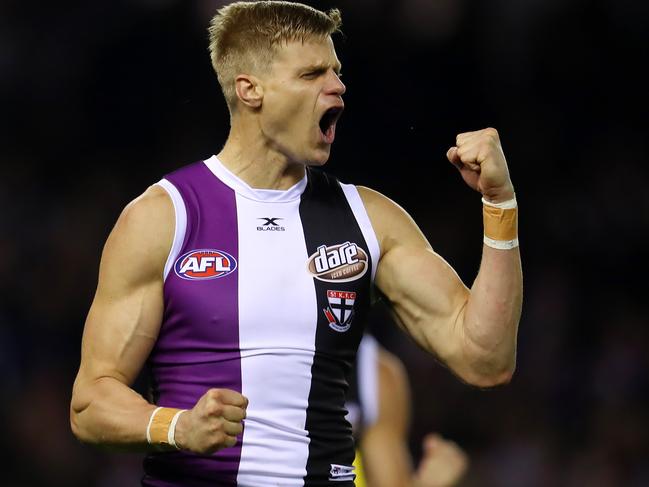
[446,127,515,204]
[174,388,248,454]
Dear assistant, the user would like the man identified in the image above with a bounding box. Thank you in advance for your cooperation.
[348,335,468,487]
[70,2,522,486]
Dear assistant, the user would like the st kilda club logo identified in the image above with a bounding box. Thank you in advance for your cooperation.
[174,249,237,280]
[306,241,368,282]
[323,290,356,332]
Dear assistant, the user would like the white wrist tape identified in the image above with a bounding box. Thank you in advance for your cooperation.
[146,407,163,444]
[483,235,520,250]
[482,195,517,209]
[168,410,186,449]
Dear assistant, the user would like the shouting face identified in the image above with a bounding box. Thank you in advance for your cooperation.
[257,36,346,166]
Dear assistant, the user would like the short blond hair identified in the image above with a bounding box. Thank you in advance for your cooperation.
[208,1,342,111]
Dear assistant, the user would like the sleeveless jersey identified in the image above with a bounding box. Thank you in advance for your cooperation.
[142,156,380,487]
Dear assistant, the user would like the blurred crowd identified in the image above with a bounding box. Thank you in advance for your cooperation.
[1,0,647,486]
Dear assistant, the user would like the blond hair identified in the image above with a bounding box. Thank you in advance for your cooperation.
[208,1,342,111]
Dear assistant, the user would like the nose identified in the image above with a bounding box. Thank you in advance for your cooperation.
[326,70,346,97]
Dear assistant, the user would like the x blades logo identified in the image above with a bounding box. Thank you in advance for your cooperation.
[257,217,285,232]
[323,290,356,332]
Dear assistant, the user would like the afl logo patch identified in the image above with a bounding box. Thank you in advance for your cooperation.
[307,241,368,282]
[174,249,237,280]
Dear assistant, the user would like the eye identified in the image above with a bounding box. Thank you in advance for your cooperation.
[302,69,324,79]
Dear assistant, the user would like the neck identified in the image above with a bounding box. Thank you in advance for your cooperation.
[217,116,306,191]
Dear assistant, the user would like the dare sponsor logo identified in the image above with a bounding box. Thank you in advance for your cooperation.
[174,249,237,280]
[306,241,368,282]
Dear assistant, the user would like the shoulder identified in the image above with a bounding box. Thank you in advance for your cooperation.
[355,186,428,257]
[102,184,174,282]
[115,184,174,247]
[119,184,173,225]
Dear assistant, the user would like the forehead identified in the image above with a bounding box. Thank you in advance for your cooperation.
[272,36,341,71]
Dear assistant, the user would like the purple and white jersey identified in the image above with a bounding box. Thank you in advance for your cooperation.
[142,156,380,487]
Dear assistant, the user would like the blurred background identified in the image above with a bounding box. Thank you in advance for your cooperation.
[1,0,648,485]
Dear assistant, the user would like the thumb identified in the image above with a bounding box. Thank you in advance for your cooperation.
[446,146,460,165]
[422,433,443,453]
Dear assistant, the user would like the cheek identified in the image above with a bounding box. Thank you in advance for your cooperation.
[265,91,311,134]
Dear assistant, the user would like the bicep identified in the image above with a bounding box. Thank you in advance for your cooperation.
[75,186,173,391]
[377,245,469,353]
[359,186,469,356]
[80,273,163,386]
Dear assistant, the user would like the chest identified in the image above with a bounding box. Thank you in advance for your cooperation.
[162,196,372,354]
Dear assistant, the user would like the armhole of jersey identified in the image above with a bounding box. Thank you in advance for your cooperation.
[155,178,187,282]
[339,183,381,283]
[357,334,380,429]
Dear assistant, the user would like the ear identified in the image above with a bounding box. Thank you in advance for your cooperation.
[234,74,263,109]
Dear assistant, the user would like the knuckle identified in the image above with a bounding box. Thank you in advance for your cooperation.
[206,421,221,437]
[484,128,499,143]
[205,403,223,416]
[211,417,224,431]
[206,432,225,451]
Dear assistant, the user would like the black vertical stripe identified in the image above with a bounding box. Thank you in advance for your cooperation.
[299,168,373,486]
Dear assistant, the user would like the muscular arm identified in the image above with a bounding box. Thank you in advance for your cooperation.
[70,185,173,449]
[361,129,523,387]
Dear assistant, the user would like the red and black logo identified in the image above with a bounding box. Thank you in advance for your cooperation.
[323,290,356,332]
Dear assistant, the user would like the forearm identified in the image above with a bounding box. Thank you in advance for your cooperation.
[461,244,522,385]
[70,375,157,450]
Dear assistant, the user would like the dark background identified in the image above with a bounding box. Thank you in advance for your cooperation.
[1,0,648,485]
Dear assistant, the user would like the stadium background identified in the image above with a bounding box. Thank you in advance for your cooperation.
[1,0,648,485]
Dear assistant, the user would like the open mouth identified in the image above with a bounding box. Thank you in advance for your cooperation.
[319,106,343,144]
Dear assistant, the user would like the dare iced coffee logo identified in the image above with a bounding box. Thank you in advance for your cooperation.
[306,242,368,282]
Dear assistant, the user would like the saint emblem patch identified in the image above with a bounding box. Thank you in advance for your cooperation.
[323,290,356,332]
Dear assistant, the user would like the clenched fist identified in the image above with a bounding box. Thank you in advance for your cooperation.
[446,127,515,204]
[414,434,469,487]
[174,388,248,454]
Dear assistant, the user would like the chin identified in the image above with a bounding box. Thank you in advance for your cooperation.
[307,147,332,166]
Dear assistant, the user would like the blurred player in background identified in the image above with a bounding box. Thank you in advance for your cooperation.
[349,334,468,487]
[70,2,522,485]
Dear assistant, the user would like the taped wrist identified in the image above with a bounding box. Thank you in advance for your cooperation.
[482,196,519,250]
[146,407,186,449]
